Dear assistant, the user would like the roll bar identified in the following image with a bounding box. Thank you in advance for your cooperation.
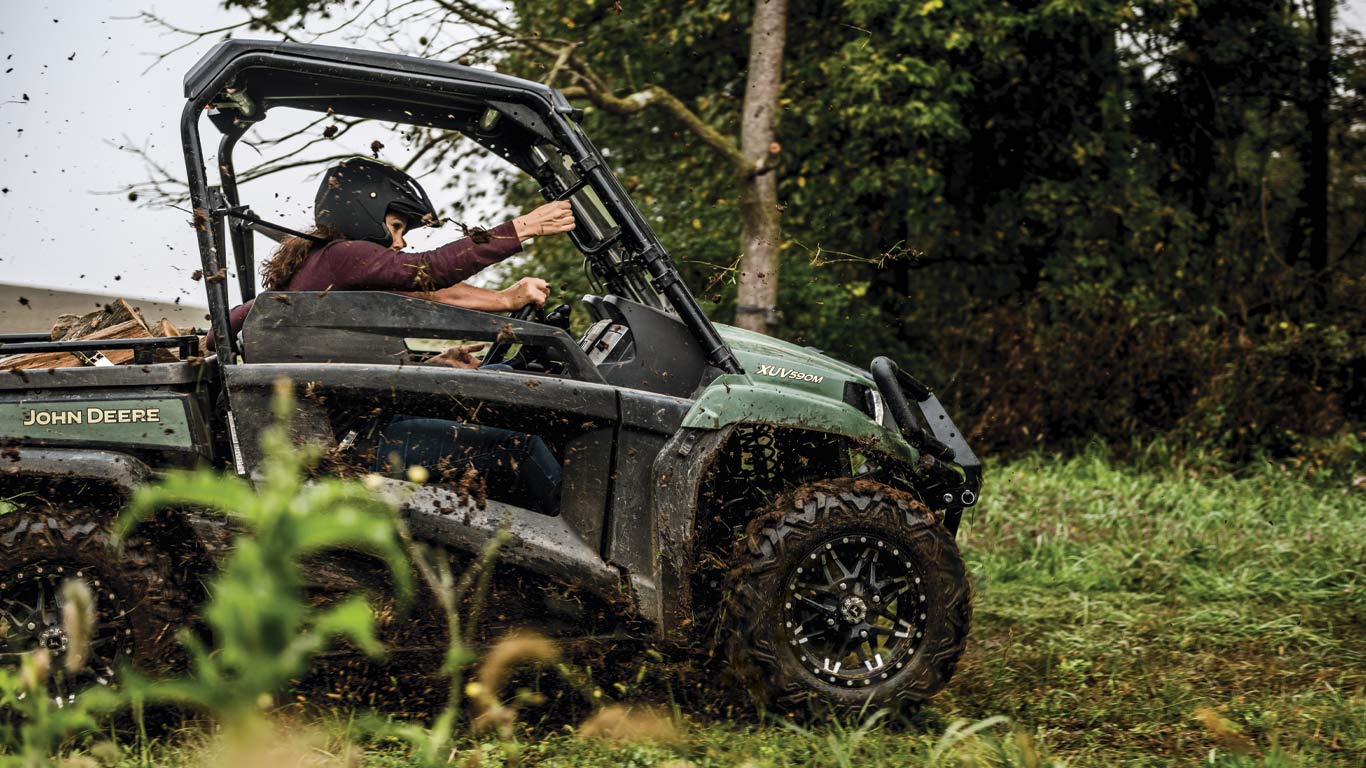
[179,40,742,376]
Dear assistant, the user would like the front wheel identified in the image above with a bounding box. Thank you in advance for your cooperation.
[725,478,971,715]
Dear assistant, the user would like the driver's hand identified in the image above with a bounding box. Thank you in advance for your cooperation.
[427,343,487,369]
[500,276,550,311]
[512,201,575,242]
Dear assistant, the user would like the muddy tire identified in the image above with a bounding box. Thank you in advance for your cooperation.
[0,502,199,705]
[725,478,971,716]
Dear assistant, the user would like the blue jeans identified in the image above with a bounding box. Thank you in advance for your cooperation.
[374,416,562,515]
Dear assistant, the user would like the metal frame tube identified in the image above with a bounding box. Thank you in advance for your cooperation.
[217,129,256,305]
[180,100,237,366]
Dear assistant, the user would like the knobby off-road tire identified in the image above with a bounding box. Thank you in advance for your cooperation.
[0,502,198,705]
[726,478,971,716]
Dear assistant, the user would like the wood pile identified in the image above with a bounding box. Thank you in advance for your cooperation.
[0,299,188,371]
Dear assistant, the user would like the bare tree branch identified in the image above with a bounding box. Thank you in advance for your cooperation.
[563,82,751,174]
[401,130,460,172]
[122,10,301,75]
[119,13,258,75]
[238,153,360,183]
[398,2,752,177]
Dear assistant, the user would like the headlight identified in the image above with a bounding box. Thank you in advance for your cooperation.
[868,390,887,427]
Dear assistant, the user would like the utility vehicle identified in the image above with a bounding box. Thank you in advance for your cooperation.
[0,40,981,713]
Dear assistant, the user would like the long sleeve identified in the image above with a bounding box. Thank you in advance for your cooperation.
[210,221,522,350]
[286,221,523,292]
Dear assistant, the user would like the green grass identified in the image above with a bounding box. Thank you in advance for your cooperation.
[121,449,1366,766]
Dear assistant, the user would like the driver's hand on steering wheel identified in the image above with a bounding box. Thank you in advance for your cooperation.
[499,276,550,311]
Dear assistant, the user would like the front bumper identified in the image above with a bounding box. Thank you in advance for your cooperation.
[870,356,982,532]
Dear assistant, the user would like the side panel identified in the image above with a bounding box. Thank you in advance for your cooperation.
[0,386,211,467]
[224,363,622,598]
[0,398,194,450]
[606,390,693,624]
[648,426,735,638]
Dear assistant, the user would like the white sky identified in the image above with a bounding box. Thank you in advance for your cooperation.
[2,0,1366,308]
[0,0,512,310]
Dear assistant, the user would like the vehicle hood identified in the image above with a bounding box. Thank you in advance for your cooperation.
[681,324,913,463]
[715,321,874,388]
[714,324,874,388]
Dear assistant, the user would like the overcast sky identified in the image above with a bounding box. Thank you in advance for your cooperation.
[0,0,511,311]
[3,0,1366,310]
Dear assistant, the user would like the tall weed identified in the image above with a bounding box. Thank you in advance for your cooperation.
[116,378,412,737]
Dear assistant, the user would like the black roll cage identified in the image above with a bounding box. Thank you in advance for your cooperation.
[179,39,741,376]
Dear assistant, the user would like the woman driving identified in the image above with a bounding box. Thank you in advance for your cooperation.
[225,156,574,514]
[222,156,575,356]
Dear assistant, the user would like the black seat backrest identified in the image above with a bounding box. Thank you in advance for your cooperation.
[241,291,603,382]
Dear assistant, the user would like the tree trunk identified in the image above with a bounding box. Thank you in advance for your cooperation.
[734,0,788,334]
[1307,0,1332,277]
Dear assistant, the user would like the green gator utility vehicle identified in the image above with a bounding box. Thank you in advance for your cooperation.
[0,40,981,713]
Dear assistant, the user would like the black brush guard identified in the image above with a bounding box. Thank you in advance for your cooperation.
[870,356,982,533]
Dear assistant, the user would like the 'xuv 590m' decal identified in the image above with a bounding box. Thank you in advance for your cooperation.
[756,363,825,384]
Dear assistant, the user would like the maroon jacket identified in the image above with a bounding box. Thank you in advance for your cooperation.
[214,221,522,346]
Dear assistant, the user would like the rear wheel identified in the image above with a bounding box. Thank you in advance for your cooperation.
[0,502,195,706]
[725,478,971,715]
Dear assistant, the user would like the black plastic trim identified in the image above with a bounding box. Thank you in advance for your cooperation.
[0,335,200,361]
[3,446,153,497]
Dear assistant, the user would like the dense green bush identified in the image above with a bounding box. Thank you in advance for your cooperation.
[501,0,1366,467]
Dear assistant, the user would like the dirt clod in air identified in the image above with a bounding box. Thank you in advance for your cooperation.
[370,140,384,158]
[460,222,492,244]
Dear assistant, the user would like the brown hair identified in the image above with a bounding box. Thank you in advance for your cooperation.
[259,226,344,290]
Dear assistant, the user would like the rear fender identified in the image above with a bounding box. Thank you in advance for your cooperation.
[2,446,153,500]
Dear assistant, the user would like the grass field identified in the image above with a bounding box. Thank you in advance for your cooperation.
[117,447,1365,768]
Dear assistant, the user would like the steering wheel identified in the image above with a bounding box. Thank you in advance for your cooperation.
[480,303,546,368]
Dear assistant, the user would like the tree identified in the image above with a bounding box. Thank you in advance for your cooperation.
[734,0,788,333]
[137,0,1365,459]
[199,0,791,334]
[1307,0,1333,280]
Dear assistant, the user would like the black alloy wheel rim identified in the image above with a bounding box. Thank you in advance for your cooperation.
[0,563,131,707]
[780,533,928,687]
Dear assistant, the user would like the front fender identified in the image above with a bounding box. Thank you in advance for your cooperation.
[681,376,919,465]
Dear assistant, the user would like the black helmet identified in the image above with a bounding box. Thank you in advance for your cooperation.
[314,157,439,245]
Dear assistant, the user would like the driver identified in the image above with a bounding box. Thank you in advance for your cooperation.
[223,157,574,514]
[221,156,574,344]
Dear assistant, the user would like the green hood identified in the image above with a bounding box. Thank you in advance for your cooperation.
[716,324,875,386]
[681,324,917,464]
